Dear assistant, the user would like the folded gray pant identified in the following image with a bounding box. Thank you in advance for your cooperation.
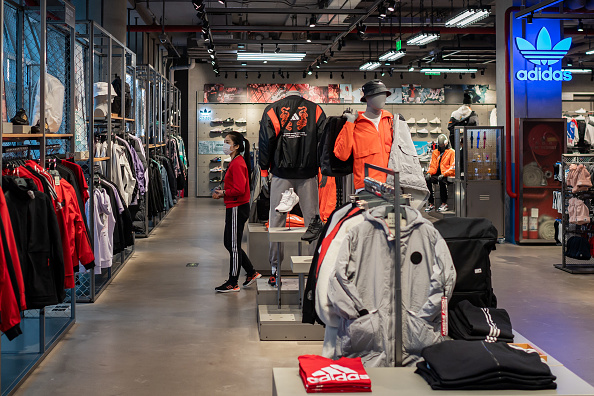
[268,175,319,274]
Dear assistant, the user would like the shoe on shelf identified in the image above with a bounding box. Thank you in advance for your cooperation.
[575,108,588,114]
[31,119,49,134]
[406,117,416,124]
[210,127,223,133]
[268,275,277,287]
[212,118,223,124]
[10,108,29,125]
[429,117,441,124]
[210,156,222,162]
[210,167,223,172]
[222,127,234,133]
[215,280,240,293]
[209,177,222,183]
[224,117,234,123]
[437,203,449,212]
[418,118,428,124]
[417,128,429,134]
[235,118,247,124]
[302,215,324,242]
[425,204,435,212]
[410,127,417,134]
[430,127,442,134]
[275,188,300,213]
[243,272,262,287]
[236,127,247,133]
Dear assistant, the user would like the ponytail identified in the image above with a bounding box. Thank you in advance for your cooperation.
[226,131,252,179]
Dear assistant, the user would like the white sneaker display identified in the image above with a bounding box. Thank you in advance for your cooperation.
[275,188,300,213]
[410,127,417,134]
[430,117,441,124]
[236,127,247,133]
[418,118,428,124]
[235,118,247,124]
[430,127,442,134]
[406,118,416,124]
[212,118,223,123]
[575,108,588,114]
[417,128,429,134]
[210,127,224,133]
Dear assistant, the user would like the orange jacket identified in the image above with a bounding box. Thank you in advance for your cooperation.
[428,148,455,177]
[318,169,336,222]
[333,110,393,190]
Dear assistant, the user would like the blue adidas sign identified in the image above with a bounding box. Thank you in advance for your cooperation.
[515,27,572,81]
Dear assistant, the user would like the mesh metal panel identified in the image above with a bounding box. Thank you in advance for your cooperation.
[4,4,18,121]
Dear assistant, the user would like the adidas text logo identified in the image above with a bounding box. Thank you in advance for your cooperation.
[515,27,572,82]
[307,365,370,384]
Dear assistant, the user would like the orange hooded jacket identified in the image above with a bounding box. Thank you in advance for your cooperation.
[428,148,455,177]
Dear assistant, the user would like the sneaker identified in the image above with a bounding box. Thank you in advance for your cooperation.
[418,118,428,124]
[209,177,222,183]
[437,203,449,212]
[575,108,587,114]
[429,117,441,124]
[406,117,416,124]
[417,128,429,134]
[224,117,234,123]
[243,272,262,287]
[430,127,442,134]
[236,118,247,124]
[210,156,222,162]
[302,215,324,242]
[425,204,435,212]
[236,127,247,133]
[212,118,223,123]
[210,127,223,133]
[31,119,49,134]
[410,127,417,134]
[275,188,300,213]
[215,280,240,293]
[222,127,234,133]
[210,167,223,172]
[268,275,276,287]
[10,108,29,125]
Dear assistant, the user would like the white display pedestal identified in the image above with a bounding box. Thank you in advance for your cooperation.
[248,223,301,276]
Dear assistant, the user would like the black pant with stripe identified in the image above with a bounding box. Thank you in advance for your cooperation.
[224,203,255,285]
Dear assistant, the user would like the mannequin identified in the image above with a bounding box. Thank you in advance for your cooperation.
[447,93,479,142]
[425,134,455,213]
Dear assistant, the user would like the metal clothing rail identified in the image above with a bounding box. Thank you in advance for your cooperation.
[362,163,403,367]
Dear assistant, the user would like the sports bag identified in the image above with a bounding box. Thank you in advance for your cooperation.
[319,116,353,177]
[433,217,498,309]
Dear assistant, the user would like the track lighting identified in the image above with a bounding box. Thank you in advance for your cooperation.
[357,22,367,38]
[308,67,313,75]
[303,70,307,78]
[245,71,248,79]
[201,20,209,34]
[258,72,262,79]
[578,20,584,32]
[192,0,203,10]
[315,71,319,79]
[330,71,333,79]
[203,32,210,42]
[341,71,345,79]
[323,56,328,64]
[387,0,397,12]
[263,60,268,64]
[306,32,312,43]
[241,62,247,66]
[275,44,281,53]
[381,70,385,77]
[209,52,216,59]
[309,14,317,28]
[378,5,387,19]
[207,43,215,53]
[527,13,533,24]
[316,60,321,69]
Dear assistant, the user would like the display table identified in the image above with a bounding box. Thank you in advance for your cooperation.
[272,366,594,396]
[290,255,312,309]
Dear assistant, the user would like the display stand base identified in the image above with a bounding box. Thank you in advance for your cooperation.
[248,223,300,276]
[256,278,300,306]
[2,122,13,134]
[257,305,325,341]
[554,263,594,274]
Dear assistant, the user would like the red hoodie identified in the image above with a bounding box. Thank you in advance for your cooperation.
[224,156,250,208]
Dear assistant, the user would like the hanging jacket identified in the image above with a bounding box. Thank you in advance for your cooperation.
[31,73,65,132]
[3,176,66,309]
[91,189,116,272]
[447,105,479,138]
[387,118,430,196]
[0,187,26,311]
[334,110,393,190]
[259,95,326,179]
[326,206,456,367]
[428,148,456,177]
[111,142,137,206]
[318,170,336,222]
[0,212,23,340]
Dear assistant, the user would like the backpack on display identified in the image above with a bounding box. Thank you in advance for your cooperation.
[566,236,591,260]
[319,116,353,177]
[433,217,498,309]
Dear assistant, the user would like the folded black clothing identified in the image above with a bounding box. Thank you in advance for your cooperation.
[415,362,557,391]
[421,340,555,381]
[449,309,513,342]
[454,300,514,340]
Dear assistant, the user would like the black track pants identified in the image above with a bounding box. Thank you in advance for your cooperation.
[224,203,255,284]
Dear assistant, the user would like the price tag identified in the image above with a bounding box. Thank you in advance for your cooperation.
[441,296,448,336]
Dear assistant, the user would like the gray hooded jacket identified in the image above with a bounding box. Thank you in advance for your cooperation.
[327,206,456,367]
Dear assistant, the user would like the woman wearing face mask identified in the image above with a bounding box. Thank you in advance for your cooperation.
[212,132,261,292]
[425,134,455,213]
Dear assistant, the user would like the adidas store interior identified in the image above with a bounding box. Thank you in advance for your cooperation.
[1,1,594,396]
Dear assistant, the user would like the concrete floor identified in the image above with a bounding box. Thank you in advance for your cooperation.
[12,198,594,395]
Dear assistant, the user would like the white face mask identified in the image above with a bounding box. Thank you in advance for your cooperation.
[222,143,233,155]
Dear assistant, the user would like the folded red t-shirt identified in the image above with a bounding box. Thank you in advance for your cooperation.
[298,355,372,393]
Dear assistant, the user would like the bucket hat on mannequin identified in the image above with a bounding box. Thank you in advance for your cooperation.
[361,79,391,102]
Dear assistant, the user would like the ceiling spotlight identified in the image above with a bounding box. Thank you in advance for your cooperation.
[387,0,397,12]
[203,32,210,42]
[245,71,248,79]
[315,71,319,79]
[330,71,333,79]
[224,71,228,78]
[207,43,215,53]
[408,64,415,71]
[363,71,367,79]
[218,0,225,4]
[241,62,247,66]
[381,70,385,77]
[323,56,328,64]
[378,5,387,19]
[263,60,268,63]
[341,72,345,79]
[527,13,533,24]
[303,70,307,78]
[192,0,203,10]
[258,72,262,79]
[275,44,281,54]
[567,58,573,67]
[201,20,210,34]
[578,20,584,32]
[309,14,317,28]
[234,71,238,79]
[306,32,312,43]
[308,67,313,75]
[272,71,275,79]
[209,52,216,59]
[459,73,463,79]
[357,22,367,38]
[211,60,216,66]
[400,72,403,79]
[316,60,321,69]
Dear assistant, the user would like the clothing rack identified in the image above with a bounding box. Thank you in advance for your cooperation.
[362,163,403,367]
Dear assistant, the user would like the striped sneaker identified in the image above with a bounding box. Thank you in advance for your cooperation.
[243,272,262,287]
[215,280,240,293]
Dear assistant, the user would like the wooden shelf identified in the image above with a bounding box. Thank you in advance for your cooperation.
[148,143,165,148]
[93,157,110,162]
[3,133,73,140]
[95,115,135,122]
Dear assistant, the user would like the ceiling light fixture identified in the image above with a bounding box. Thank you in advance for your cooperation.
[263,60,268,64]
[379,49,406,62]
[306,32,312,43]
[237,53,306,61]
[586,49,594,55]
[420,67,478,74]
[562,68,592,74]
[578,20,584,32]
[341,71,345,79]
[407,31,440,46]
[275,44,281,53]
[359,61,381,70]
[201,20,209,34]
[308,67,313,75]
[387,0,397,12]
[258,72,262,79]
[309,14,317,28]
[218,0,225,4]
[378,5,387,19]
[445,8,491,28]
[192,0,203,10]
[527,13,533,24]
[357,22,367,38]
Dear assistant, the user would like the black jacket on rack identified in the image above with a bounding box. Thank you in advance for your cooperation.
[2,176,66,309]
[147,161,165,216]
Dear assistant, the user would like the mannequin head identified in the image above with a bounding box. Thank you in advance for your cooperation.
[361,79,390,111]
[365,92,387,112]
[437,134,449,152]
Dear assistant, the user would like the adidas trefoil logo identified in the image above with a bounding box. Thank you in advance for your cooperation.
[515,27,572,82]
[307,365,370,384]
[199,108,212,115]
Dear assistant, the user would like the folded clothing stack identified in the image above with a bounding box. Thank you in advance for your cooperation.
[416,340,557,390]
[298,355,371,393]
[449,300,514,343]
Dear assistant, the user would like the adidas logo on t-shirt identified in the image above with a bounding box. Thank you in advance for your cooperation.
[307,364,370,384]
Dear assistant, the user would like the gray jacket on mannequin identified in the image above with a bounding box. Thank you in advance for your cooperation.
[327,206,456,367]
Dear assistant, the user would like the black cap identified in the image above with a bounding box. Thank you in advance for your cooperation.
[463,93,472,105]
[361,79,391,102]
